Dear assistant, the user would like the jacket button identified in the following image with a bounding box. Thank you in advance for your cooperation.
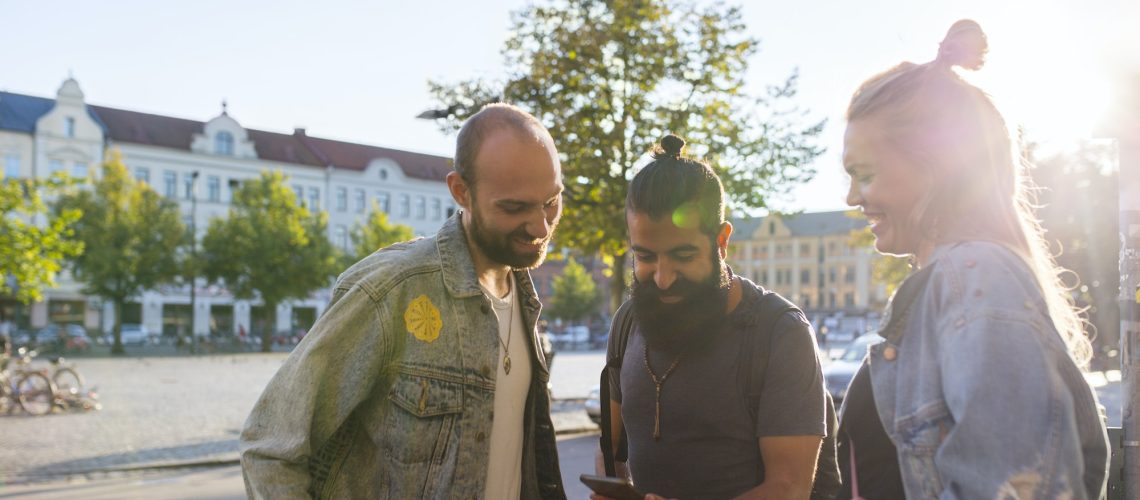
[476,431,486,442]
[883,345,897,361]
[480,365,491,377]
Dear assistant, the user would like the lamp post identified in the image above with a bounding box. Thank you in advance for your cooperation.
[189,171,199,354]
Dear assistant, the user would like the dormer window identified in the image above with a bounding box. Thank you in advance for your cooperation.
[215,131,234,155]
[65,117,76,138]
[379,168,388,180]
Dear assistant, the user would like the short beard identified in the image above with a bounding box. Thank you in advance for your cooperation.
[630,250,730,354]
[467,206,552,270]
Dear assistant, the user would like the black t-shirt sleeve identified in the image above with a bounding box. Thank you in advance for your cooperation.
[605,317,627,404]
[754,311,827,438]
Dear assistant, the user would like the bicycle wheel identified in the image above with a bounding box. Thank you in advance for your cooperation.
[17,372,55,416]
[53,367,84,397]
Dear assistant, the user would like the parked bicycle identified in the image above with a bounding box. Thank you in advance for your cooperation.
[0,347,57,415]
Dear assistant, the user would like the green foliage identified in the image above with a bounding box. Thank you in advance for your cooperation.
[545,258,602,323]
[350,201,414,259]
[55,151,186,353]
[846,211,911,297]
[0,175,82,303]
[428,0,825,309]
[1028,140,1120,360]
[200,170,338,351]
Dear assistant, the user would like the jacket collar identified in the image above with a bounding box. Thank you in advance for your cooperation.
[434,212,543,312]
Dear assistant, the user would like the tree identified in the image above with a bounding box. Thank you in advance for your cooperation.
[427,0,825,310]
[1028,140,1119,367]
[347,201,414,262]
[545,258,602,323]
[55,151,185,354]
[0,176,82,304]
[847,211,910,297]
[200,171,338,352]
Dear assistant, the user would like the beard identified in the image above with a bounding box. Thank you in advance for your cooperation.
[467,208,554,270]
[630,251,731,354]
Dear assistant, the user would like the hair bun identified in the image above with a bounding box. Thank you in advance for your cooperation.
[936,19,988,71]
[660,134,686,158]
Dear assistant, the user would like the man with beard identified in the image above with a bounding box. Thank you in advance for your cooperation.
[593,135,827,500]
[241,103,567,500]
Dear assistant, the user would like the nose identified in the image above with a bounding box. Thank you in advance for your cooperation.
[654,262,676,291]
[527,210,552,241]
[845,179,863,207]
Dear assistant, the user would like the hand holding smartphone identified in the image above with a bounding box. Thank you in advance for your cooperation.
[579,474,643,500]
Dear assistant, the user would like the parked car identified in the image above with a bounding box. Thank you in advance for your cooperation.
[118,324,157,346]
[34,324,92,353]
[585,385,602,424]
[823,333,884,405]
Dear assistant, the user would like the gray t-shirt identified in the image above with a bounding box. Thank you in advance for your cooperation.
[610,279,825,499]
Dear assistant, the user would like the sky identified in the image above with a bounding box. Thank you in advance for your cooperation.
[3,0,1136,214]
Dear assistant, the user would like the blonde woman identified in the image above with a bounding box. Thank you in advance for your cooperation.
[836,20,1109,499]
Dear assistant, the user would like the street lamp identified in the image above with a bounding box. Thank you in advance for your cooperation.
[189,171,199,353]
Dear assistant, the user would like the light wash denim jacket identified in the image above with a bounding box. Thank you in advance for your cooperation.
[863,241,1108,499]
[240,214,566,499]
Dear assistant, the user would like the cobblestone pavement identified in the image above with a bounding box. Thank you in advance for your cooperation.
[0,351,604,484]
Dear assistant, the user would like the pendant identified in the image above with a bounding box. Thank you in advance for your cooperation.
[504,354,512,375]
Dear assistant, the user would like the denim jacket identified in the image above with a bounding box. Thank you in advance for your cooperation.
[864,241,1108,499]
[240,214,566,500]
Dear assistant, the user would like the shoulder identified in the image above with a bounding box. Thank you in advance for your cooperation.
[927,241,1043,310]
[734,278,812,331]
[334,236,440,301]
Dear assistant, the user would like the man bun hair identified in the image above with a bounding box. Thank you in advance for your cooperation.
[935,19,988,71]
[627,134,725,239]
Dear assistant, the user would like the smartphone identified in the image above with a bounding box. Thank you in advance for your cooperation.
[579,474,643,500]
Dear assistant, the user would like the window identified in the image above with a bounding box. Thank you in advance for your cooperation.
[375,191,391,213]
[184,175,194,199]
[49,160,65,175]
[379,168,388,181]
[800,243,811,256]
[215,131,234,155]
[227,178,240,201]
[844,293,855,308]
[135,167,150,184]
[293,184,304,206]
[164,172,177,197]
[308,187,320,210]
[336,187,347,212]
[335,225,348,251]
[432,198,441,220]
[65,117,76,138]
[354,189,365,213]
[829,267,837,284]
[845,267,855,284]
[207,176,221,202]
[3,155,18,178]
[415,196,426,219]
[398,194,410,217]
[768,221,775,235]
[72,163,88,178]
[801,270,811,284]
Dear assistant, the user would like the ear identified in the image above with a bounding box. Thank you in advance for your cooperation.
[716,221,733,258]
[447,171,471,210]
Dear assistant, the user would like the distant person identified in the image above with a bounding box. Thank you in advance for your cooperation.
[240,103,567,499]
[836,19,1109,499]
[595,135,837,499]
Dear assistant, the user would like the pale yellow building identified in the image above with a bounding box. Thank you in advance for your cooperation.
[728,211,887,316]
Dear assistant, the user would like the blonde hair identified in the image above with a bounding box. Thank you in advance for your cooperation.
[846,20,1092,367]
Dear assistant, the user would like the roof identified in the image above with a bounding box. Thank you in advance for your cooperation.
[732,210,867,238]
[0,91,106,133]
[0,90,450,182]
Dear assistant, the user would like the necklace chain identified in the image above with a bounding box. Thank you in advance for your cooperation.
[643,344,682,440]
[489,284,514,376]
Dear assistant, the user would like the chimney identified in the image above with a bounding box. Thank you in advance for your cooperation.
[294,127,306,136]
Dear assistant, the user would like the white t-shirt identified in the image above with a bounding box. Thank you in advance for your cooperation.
[481,274,531,500]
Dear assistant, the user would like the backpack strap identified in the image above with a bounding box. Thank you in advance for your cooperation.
[599,299,635,477]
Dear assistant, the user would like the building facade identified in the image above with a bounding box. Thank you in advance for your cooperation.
[0,78,455,338]
[728,211,888,338]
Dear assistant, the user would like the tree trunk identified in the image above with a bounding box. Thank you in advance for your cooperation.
[110,298,126,356]
[261,302,274,353]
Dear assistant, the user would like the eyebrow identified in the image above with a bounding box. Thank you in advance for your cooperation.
[495,191,562,208]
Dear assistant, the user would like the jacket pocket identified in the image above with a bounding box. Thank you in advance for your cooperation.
[381,371,464,465]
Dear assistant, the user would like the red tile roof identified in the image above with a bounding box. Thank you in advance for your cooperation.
[87,102,450,181]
